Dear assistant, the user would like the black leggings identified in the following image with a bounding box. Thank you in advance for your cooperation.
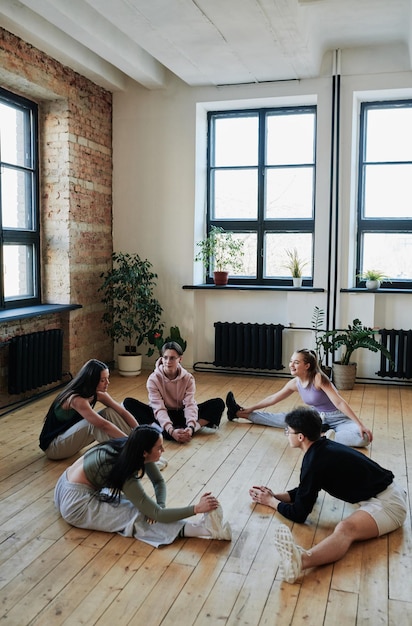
[123,397,224,439]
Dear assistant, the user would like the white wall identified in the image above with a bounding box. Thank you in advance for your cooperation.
[112,45,412,380]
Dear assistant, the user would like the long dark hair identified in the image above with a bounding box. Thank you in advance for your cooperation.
[53,359,108,408]
[94,425,162,504]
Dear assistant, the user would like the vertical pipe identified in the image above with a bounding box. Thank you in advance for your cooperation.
[326,50,341,351]
[332,50,341,332]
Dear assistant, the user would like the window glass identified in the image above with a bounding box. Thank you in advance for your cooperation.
[265,233,312,278]
[0,88,39,307]
[265,168,314,218]
[0,102,31,167]
[1,166,34,229]
[363,233,412,281]
[357,101,412,288]
[207,106,316,285]
[214,115,259,166]
[213,169,258,219]
[3,244,35,299]
[266,112,315,165]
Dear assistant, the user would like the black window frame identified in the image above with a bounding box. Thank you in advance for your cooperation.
[356,99,412,289]
[0,87,40,309]
[207,106,316,286]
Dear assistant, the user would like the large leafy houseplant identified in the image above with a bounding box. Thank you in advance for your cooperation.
[318,318,393,389]
[195,226,245,284]
[99,252,163,356]
[325,318,392,366]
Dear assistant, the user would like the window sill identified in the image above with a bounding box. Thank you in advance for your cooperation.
[341,289,412,294]
[0,303,82,323]
[183,284,324,292]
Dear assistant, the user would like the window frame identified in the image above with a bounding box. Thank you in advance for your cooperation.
[206,105,316,286]
[0,87,40,308]
[356,99,412,289]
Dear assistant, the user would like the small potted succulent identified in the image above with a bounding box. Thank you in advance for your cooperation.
[283,248,308,287]
[357,269,390,290]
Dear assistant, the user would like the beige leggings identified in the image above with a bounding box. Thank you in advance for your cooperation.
[44,408,132,460]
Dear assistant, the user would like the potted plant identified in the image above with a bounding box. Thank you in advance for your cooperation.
[99,252,163,376]
[283,248,308,287]
[311,306,332,377]
[195,225,245,285]
[147,325,187,357]
[357,269,390,291]
[322,318,393,389]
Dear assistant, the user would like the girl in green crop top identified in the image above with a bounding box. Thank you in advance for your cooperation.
[39,359,162,461]
[54,425,231,547]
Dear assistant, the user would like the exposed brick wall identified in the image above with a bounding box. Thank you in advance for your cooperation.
[0,28,114,408]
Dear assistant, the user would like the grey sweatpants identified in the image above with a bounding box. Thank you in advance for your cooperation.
[248,408,369,447]
[54,471,185,547]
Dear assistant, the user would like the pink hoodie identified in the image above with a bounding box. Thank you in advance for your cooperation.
[147,358,198,434]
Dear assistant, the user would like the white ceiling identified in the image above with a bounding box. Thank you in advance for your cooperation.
[0,0,411,91]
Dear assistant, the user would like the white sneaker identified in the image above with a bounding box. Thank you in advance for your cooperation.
[274,524,304,583]
[200,425,219,434]
[156,456,168,471]
[203,504,232,540]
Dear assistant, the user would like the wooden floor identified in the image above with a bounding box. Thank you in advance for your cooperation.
[0,370,411,626]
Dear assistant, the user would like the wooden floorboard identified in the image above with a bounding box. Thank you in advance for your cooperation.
[0,370,411,625]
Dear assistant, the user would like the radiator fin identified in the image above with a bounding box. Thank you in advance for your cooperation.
[214,322,284,370]
[8,329,64,394]
[377,329,412,379]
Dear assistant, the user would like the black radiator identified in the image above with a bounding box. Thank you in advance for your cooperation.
[214,322,284,370]
[8,329,64,394]
[377,329,412,379]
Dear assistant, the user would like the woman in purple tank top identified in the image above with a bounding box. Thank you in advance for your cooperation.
[225,349,371,447]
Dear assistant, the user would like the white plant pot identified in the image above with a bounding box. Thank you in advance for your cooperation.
[366,279,380,290]
[292,277,302,288]
[117,353,142,376]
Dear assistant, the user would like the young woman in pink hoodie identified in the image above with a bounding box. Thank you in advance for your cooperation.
[124,342,225,444]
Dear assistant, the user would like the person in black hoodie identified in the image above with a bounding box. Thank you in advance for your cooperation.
[249,406,407,583]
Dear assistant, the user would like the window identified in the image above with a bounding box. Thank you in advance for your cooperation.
[357,100,412,288]
[207,106,316,285]
[0,88,39,308]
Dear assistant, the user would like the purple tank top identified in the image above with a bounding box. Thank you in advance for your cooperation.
[296,378,336,413]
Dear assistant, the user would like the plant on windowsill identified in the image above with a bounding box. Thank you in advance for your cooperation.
[319,318,393,389]
[356,269,391,291]
[283,248,308,287]
[99,252,164,376]
[194,225,245,286]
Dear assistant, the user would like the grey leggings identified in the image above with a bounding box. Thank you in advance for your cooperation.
[248,409,369,447]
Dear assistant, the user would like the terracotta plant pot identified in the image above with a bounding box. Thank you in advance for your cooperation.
[213,271,229,286]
